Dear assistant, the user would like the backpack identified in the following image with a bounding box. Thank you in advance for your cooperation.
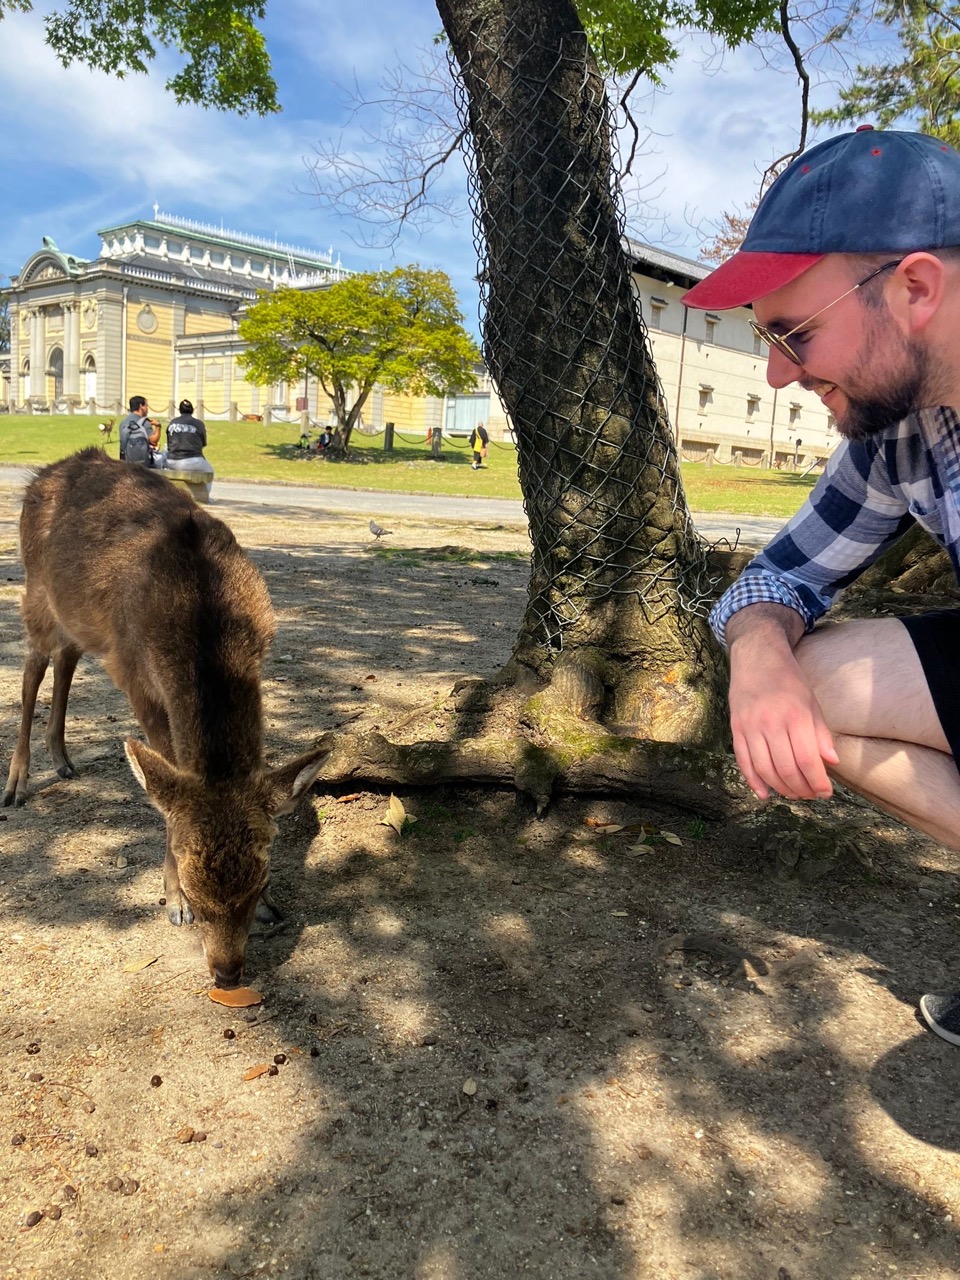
[124,422,153,466]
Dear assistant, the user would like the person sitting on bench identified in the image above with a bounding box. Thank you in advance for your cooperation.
[164,400,213,476]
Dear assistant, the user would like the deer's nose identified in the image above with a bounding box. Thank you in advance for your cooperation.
[213,964,244,990]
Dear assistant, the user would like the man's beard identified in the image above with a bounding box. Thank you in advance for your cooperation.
[836,316,930,442]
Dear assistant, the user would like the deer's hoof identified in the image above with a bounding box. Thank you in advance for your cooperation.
[167,899,195,927]
[56,764,76,780]
[254,896,283,926]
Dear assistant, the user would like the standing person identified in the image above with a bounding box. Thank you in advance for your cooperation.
[165,399,210,474]
[117,395,160,466]
[681,126,960,1046]
[470,421,489,470]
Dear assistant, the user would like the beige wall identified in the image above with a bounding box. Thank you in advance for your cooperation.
[633,272,837,468]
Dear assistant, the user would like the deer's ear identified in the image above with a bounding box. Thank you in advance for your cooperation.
[124,739,185,813]
[264,744,331,816]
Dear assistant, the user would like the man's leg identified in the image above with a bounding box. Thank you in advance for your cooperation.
[795,616,960,1046]
[795,617,960,845]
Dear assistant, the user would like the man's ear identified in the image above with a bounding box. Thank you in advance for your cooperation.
[895,251,948,334]
[263,744,331,816]
[124,739,187,814]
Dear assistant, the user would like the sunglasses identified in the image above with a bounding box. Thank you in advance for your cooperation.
[749,259,903,366]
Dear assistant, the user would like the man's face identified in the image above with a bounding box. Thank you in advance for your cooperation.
[753,257,930,440]
[138,402,149,417]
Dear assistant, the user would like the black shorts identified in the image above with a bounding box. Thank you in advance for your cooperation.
[901,610,960,763]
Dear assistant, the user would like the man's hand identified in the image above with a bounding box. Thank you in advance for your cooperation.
[726,606,839,801]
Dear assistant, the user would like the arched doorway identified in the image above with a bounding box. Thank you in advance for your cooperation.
[21,358,30,401]
[82,353,97,403]
[48,347,64,401]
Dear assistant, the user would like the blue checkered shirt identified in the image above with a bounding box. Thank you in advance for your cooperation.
[709,406,960,647]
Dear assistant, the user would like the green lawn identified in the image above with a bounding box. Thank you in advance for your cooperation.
[0,414,817,517]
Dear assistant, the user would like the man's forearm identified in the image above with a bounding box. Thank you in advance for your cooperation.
[724,602,806,659]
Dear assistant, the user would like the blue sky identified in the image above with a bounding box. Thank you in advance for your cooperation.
[0,2,870,335]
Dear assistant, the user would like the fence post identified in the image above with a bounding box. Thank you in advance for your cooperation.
[733,450,743,467]
[431,428,443,459]
[383,421,395,452]
[264,407,272,426]
[229,401,238,422]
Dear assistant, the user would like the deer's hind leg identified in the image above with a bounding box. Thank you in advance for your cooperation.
[45,643,83,780]
[3,646,51,807]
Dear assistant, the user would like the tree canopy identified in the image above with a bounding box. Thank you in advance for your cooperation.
[0,0,279,114]
[3,0,783,112]
[811,0,960,147]
[578,0,778,77]
[237,267,481,446]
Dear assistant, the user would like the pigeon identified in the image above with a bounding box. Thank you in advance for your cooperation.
[369,519,392,540]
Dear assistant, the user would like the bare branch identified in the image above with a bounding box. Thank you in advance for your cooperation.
[761,0,811,191]
[301,45,468,249]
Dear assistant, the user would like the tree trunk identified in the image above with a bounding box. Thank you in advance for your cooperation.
[435,0,727,749]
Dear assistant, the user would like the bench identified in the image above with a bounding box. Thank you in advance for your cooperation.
[163,467,214,504]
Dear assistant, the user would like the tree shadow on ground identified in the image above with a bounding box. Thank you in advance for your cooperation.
[4,509,960,1280]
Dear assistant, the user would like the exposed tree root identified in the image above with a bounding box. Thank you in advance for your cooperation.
[315,726,755,819]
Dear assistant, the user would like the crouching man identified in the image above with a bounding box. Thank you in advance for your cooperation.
[682,126,960,1046]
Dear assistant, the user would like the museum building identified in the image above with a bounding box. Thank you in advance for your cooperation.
[1,214,837,468]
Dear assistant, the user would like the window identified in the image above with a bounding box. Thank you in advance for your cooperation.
[698,383,713,414]
[746,394,761,420]
[789,402,802,424]
[705,312,721,344]
[753,331,763,356]
[649,295,667,329]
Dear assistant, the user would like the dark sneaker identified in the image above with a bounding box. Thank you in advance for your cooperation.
[919,991,960,1046]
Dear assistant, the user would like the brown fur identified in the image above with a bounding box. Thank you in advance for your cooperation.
[4,449,328,984]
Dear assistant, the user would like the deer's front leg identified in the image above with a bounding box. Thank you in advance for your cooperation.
[163,832,194,927]
[3,648,50,807]
[254,884,283,925]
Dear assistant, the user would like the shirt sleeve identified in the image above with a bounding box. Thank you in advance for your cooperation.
[709,437,915,648]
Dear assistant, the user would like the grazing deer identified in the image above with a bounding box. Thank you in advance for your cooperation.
[97,420,114,444]
[3,449,328,987]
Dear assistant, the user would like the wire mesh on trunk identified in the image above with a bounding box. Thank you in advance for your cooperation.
[446,15,718,654]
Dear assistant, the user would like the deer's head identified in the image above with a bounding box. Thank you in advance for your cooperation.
[125,740,330,985]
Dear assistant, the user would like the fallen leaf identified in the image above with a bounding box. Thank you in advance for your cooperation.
[380,793,416,834]
[589,823,626,836]
[623,821,658,836]
[208,987,263,1008]
[627,843,654,856]
[175,1126,195,1143]
[242,1064,273,1081]
[122,956,159,974]
[660,831,683,846]
[336,793,363,804]
[610,911,629,918]
[462,1078,478,1096]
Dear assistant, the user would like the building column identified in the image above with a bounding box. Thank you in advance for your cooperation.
[30,309,44,397]
[64,301,81,397]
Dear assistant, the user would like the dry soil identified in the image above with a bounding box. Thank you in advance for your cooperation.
[1,485,960,1280]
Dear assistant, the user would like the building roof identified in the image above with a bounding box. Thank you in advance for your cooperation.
[99,211,342,272]
[623,235,710,289]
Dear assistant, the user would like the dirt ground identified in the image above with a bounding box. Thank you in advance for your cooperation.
[2,482,960,1280]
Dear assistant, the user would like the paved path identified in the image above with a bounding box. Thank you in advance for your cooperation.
[0,467,785,550]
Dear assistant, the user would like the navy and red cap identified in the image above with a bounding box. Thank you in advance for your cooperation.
[682,127,960,310]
